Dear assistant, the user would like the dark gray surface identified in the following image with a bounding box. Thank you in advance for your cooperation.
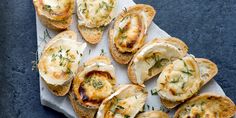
[0,0,235,117]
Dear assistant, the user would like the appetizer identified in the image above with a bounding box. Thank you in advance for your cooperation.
[128,37,188,86]
[69,56,116,118]
[157,57,218,109]
[96,84,148,118]
[174,93,236,118]
[109,4,156,64]
[136,111,169,118]
[38,30,87,96]
[33,0,74,30]
[77,0,117,44]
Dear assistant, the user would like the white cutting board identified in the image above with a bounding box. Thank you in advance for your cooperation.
[36,0,226,118]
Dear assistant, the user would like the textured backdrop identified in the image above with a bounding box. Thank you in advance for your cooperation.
[0,0,235,117]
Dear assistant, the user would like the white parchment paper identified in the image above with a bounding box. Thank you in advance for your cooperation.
[36,0,226,117]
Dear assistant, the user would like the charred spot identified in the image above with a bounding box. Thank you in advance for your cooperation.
[207,96,217,100]
[126,40,136,48]
[79,86,89,101]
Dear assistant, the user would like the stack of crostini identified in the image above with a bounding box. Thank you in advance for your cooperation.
[34,0,236,118]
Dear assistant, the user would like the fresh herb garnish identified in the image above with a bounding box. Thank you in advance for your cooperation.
[116,105,124,110]
[123,7,128,13]
[100,49,105,55]
[147,104,150,110]
[92,79,103,89]
[39,29,51,43]
[181,82,185,89]
[160,105,170,113]
[88,49,91,54]
[65,67,72,74]
[43,5,52,12]
[152,106,154,110]
[182,60,194,76]
[151,89,158,95]
[124,115,130,118]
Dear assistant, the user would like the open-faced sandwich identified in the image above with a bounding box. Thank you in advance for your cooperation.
[136,111,169,118]
[77,0,117,44]
[109,4,156,64]
[96,84,148,118]
[33,0,74,30]
[69,56,116,118]
[128,37,188,86]
[174,93,236,118]
[157,56,218,109]
[38,30,87,96]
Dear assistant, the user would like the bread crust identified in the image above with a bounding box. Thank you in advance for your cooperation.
[128,37,188,85]
[136,111,169,118]
[44,78,72,96]
[174,93,236,118]
[33,0,74,30]
[69,56,114,118]
[109,4,156,64]
[160,58,218,109]
[78,25,104,44]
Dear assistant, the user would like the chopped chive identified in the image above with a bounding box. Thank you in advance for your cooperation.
[151,89,158,95]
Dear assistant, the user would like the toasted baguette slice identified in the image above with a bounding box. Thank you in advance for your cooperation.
[77,0,117,44]
[109,4,156,64]
[78,25,104,44]
[69,56,116,118]
[45,79,72,96]
[174,93,236,118]
[38,30,87,96]
[33,0,74,30]
[96,84,148,118]
[160,58,218,109]
[128,37,188,85]
[136,111,169,118]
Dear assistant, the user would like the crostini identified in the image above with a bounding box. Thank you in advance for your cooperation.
[109,4,156,64]
[77,0,117,44]
[136,111,169,118]
[174,93,236,118]
[69,56,116,118]
[96,84,148,118]
[33,0,74,30]
[128,37,188,86]
[157,57,218,109]
[38,30,87,96]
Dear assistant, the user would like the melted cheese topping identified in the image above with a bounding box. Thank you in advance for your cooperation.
[42,0,70,13]
[97,85,147,118]
[81,72,113,102]
[176,95,234,118]
[113,11,148,53]
[77,0,116,28]
[157,56,202,102]
[76,62,116,107]
[34,0,73,20]
[38,38,87,85]
[133,43,182,85]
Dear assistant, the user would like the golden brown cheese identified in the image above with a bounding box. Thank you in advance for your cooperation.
[34,0,74,20]
[97,85,148,118]
[157,56,202,102]
[175,93,236,118]
[77,0,116,28]
[113,11,147,53]
[38,38,87,85]
[73,62,116,108]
